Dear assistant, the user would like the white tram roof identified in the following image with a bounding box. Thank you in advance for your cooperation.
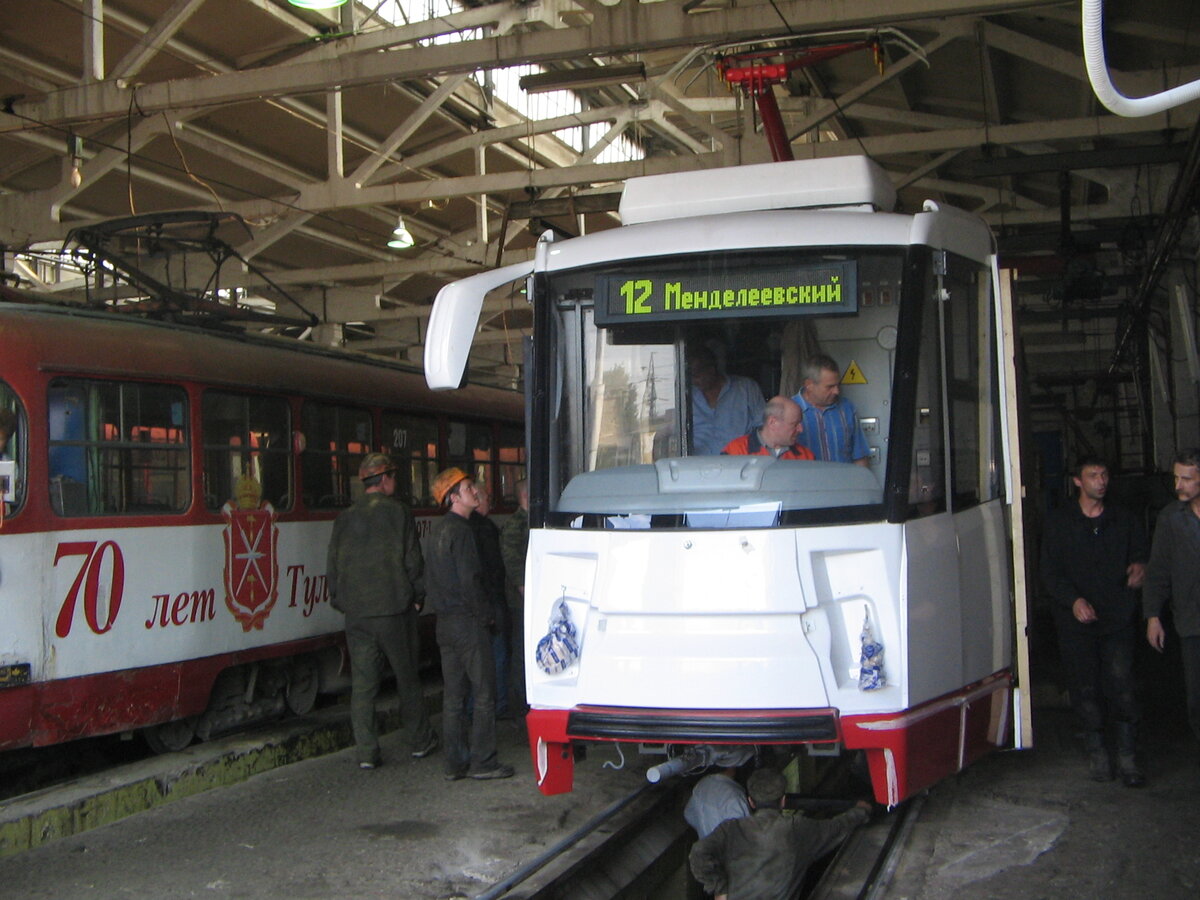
[426,156,994,390]
[619,156,897,224]
[534,155,993,273]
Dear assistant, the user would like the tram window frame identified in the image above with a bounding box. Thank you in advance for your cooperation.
[0,381,27,514]
[905,267,948,517]
[446,419,495,501]
[301,401,372,509]
[201,391,293,512]
[47,378,190,517]
[382,410,439,508]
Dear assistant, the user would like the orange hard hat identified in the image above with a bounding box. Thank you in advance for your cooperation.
[359,452,396,482]
[431,467,470,506]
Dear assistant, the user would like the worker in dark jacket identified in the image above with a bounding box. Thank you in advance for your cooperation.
[327,453,437,769]
[1040,456,1147,786]
[722,396,814,460]
[689,767,870,900]
[425,467,514,781]
[469,489,511,718]
[1144,448,1200,749]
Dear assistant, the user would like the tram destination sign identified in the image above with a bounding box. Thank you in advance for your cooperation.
[594,261,857,325]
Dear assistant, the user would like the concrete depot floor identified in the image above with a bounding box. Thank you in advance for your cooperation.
[0,705,649,900]
[2,700,1199,899]
[885,706,1200,900]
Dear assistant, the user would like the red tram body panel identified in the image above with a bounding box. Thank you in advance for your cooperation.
[0,303,522,752]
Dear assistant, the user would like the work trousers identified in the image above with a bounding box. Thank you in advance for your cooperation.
[437,614,498,776]
[345,609,434,765]
[492,602,511,717]
[1054,617,1139,735]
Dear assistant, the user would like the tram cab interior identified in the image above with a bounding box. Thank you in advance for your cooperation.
[542,245,1003,530]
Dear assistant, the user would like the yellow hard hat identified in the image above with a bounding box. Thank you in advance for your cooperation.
[431,467,470,506]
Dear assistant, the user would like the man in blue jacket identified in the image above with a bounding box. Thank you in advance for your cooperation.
[791,354,870,466]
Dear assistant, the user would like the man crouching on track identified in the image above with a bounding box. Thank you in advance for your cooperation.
[689,768,871,900]
[425,467,514,781]
[327,453,439,769]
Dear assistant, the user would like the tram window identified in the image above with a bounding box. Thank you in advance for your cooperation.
[0,381,27,514]
[382,411,438,508]
[302,402,371,509]
[446,419,494,500]
[496,424,526,507]
[585,330,678,468]
[944,258,1002,510]
[202,392,292,511]
[47,379,189,516]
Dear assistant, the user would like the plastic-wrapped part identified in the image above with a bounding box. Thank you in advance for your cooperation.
[535,592,581,675]
[858,607,886,691]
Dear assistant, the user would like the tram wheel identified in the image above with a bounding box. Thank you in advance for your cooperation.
[142,718,196,754]
[285,654,320,715]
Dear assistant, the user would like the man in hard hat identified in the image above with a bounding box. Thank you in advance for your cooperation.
[327,453,438,769]
[425,467,514,780]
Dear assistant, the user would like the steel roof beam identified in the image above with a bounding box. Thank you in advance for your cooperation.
[108,0,206,82]
[3,0,1056,132]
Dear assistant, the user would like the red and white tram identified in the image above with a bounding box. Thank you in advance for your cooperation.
[426,156,1029,807]
[0,301,522,753]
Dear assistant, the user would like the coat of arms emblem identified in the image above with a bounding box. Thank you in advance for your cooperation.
[221,475,279,631]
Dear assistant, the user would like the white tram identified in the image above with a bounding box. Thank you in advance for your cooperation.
[426,157,1027,806]
[0,302,523,754]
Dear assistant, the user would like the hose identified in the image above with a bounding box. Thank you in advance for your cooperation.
[1083,0,1200,117]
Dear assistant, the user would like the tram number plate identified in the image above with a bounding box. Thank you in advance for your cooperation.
[0,663,31,688]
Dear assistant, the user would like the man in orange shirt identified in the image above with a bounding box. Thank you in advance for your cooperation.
[721,396,814,461]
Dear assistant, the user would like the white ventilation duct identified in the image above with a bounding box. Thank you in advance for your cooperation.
[1083,0,1200,117]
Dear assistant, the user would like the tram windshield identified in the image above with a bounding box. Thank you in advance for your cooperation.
[541,248,906,525]
[538,244,1001,527]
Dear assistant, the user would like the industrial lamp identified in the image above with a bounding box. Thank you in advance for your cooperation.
[519,63,646,94]
[287,0,348,9]
[387,217,414,249]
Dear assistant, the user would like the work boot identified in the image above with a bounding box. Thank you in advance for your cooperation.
[1084,731,1112,782]
[1114,722,1145,788]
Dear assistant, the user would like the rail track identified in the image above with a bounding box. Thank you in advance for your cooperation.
[473,775,921,900]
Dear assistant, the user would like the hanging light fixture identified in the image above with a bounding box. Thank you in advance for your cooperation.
[387,216,414,250]
[287,0,348,9]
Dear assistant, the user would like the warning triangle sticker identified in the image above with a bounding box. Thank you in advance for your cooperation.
[842,361,867,385]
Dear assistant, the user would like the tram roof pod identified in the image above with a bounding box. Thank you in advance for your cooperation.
[618,156,897,225]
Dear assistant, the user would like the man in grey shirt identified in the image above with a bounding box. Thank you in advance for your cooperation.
[1144,447,1200,748]
[689,768,870,900]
